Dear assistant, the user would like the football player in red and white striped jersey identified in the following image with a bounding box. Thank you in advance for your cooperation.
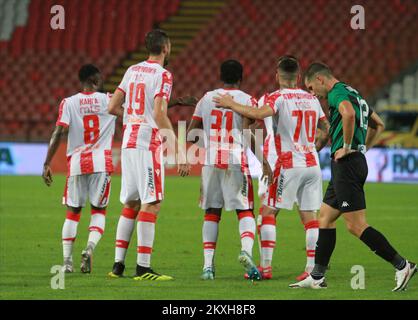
[187,60,272,281]
[107,29,190,281]
[43,64,116,274]
[214,56,330,281]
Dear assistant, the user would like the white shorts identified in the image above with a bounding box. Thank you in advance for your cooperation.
[120,148,164,204]
[199,166,254,211]
[264,165,322,211]
[63,172,111,208]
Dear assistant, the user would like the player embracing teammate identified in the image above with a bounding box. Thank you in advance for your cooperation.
[214,56,330,281]
[187,60,272,281]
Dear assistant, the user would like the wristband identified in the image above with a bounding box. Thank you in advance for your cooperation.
[343,143,352,150]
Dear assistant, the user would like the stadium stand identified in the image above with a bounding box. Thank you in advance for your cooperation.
[0,0,182,141]
[1,0,418,141]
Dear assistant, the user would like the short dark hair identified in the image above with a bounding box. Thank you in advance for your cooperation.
[277,55,299,73]
[145,29,170,55]
[78,64,100,83]
[304,62,333,81]
[220,60,243,85]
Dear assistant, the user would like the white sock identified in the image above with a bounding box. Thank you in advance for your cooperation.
[62,211,81,262]
[115,208,137,263]
[260,215,276,268]
[238,211,255,255]
[304,220,319,273]
[137,211,157,268]
[256,210,263,262]
[202,213,220,269]
[87,208,106,251]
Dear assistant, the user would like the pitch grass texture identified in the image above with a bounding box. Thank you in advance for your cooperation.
[0,176,417,300]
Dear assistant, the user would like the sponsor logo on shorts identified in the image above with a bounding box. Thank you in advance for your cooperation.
[100,175,109,195]
[148,168,155,196]
[241,175,248,197]
[342,201,350,208]
[276,174,284,203]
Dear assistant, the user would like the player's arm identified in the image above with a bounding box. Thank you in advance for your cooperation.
[366,111,385,150]
[335,100,356,160]
[154,97,190,177]
[213,94,274,120]
[108,89,125,117]
[186,118,203,144]
[243,117,273,185]
[168,96,198,108]
[315,117,330,152]
[42,125,68,186]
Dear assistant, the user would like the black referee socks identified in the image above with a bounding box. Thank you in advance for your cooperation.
[311,228,336,280]
[360,226,406,270]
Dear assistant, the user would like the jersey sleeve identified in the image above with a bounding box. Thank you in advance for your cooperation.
[56,99,70,127]
[117,67,132,95]
[329,89,351,110]
[154,71,173,101]
[265,92,282,114]
[192,96,204,121]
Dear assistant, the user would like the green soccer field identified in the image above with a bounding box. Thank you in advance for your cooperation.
[0,175,417,300]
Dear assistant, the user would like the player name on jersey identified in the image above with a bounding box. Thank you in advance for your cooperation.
[56,92,116,176]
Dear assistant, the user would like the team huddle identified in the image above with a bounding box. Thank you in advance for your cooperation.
[42,29,416,291]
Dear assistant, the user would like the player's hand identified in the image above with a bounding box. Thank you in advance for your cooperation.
[334,148,354,161]
[212,94,234,109]
[177,96,198,107]
[178,163,191,177]
[262,159,274,186]
[42,164,53,186]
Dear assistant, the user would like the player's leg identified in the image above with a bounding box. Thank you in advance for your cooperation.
[259,205,279,279]
[62,205,82,273]
[81,173,112,273]
[109,200,140,278]
[225,169,260,280]
[343,209,416,291]
[200,166,223,280]
[295,166,322,280]
[61,175,87,273]
[290,180,341,288]
[201,208,222,280]
[133,149,172,281]
[297,210,318,280]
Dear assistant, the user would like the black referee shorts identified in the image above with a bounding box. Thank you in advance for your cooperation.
[323,152,368,213]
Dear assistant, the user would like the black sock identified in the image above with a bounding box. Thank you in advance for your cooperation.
[311,228,336,280]
[360,226,406,270]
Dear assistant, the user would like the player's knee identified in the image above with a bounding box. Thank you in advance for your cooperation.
[67,206,82,214]
[141,201,161,214]
[261,206,277,217]
[206,208,222,215]
[345,221,365,237]
[125,200,141,212]
[318,214,334,228]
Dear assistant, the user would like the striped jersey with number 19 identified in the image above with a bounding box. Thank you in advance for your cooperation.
[117,60,173,151]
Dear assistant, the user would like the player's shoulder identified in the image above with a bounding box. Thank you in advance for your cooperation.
[265,89,283,103]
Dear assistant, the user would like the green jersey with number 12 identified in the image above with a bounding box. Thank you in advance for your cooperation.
[327,82,373,155]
